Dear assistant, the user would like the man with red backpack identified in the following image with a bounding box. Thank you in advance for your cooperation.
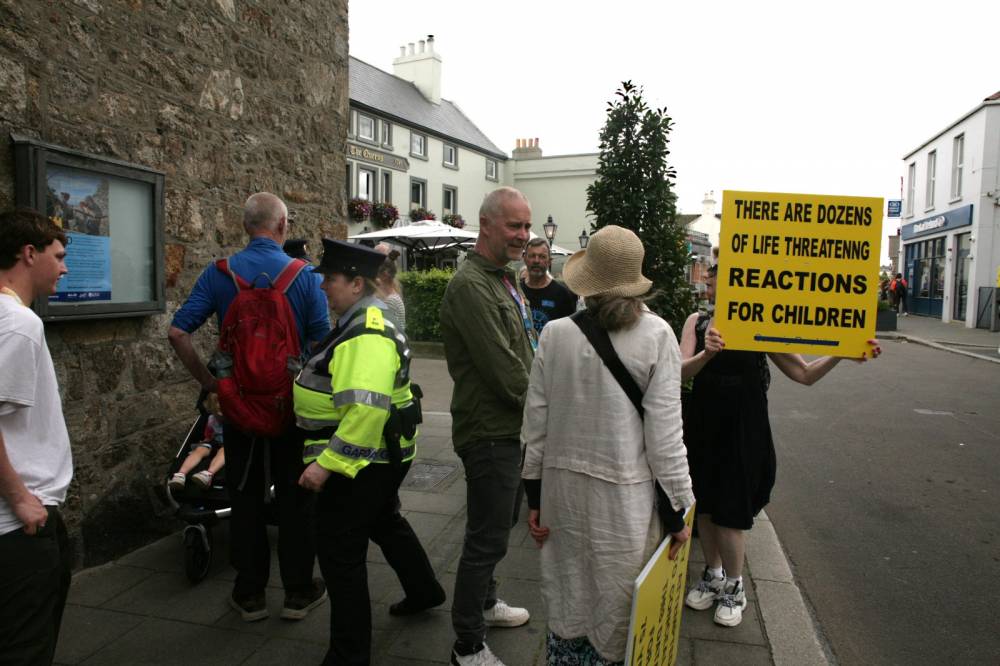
[168,192,330,622]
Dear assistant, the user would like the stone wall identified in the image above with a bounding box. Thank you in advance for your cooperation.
[0,0,349,566]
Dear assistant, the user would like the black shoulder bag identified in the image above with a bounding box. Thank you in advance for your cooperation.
[570,310,685,535]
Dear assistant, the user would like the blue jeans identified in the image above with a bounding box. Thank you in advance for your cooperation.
[451,439,521,646]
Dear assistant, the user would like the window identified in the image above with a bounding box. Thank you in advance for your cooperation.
[410,132,427,158]
[486,158,498,181]
[443,143,458,168]
[381,121,392,149]
[443,186,457,215]
[381,171,392,204]
[345,162,352,198]
[349,110,357,138]
[358,167,376,201]
[925,150,936,209]
[905,162,915,215]
[951,134,964,199]
[358,114,376,142]
[410,178,426,208]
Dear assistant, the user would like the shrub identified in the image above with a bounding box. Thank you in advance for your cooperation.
[399,268,454,341]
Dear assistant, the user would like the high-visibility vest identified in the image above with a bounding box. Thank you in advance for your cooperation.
[294,299,416,479]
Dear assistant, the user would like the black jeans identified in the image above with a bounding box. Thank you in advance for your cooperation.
[451,439,521,647]
[316,461,442,666]
[0,506,72,666]
[223,425,317,599]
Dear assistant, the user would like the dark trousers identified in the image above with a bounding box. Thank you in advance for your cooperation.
[317,460,442,666]
[451,439,521,647]
[223,425,317,599]
[0,507,72,666]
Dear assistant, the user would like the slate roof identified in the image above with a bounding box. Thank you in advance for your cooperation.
[349,57,506,160]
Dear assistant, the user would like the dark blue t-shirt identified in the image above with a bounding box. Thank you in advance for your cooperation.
[520,279,578,333]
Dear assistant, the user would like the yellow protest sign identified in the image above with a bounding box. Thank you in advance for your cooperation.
[625,505,695,666]
[715,190,883,358]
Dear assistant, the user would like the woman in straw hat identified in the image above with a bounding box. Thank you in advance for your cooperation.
[521,225,694,664]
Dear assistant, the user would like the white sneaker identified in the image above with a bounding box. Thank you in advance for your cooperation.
[482,599,529,628]
[685,566,726,610]
[450,643,505,666]
[713,579,748,627]
[191,470,214,490]
[168,473,186,493]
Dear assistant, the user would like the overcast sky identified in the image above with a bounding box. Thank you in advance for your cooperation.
[349,0,1000,261]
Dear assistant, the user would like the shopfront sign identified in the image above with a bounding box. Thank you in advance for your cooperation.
[715,190,883,358]
[347,143,409,171]
[901,204,973,241]
[887,199,902,217]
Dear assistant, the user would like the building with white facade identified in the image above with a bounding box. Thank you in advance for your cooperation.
[899,90,1000,327]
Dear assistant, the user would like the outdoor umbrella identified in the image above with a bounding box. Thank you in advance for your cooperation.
[348,220,477,253]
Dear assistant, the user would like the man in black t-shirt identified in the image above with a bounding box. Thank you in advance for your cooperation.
[520,238,578,333]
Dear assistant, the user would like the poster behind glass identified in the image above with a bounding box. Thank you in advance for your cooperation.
[46,165,154,305]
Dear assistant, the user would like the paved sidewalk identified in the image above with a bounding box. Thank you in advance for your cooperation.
[881,313,1000,364]
[55,358,823,665]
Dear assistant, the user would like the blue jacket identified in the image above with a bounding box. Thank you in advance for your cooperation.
[171,238,330,349]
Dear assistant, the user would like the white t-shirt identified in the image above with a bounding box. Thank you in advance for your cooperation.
[0,293,73,535]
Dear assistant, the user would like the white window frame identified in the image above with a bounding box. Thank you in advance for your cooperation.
[925,150,936,210]
[381,171,392,204]
[349,110,357,138]
[906,162,916,216]
[358,113,376,143]
[950,134,964,200]
[410,132,427,159]
[357,166,377,201]
[381,120,392,149]
[443,143,458,168]
[485,158,498,181]
[410,178,426,209]
[443,185,457,215]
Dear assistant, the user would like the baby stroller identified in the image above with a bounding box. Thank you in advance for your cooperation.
[164,394,231,583]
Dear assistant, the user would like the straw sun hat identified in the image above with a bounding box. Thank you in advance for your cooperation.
[562,225,652,298]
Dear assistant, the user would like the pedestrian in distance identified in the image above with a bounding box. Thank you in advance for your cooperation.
[376,249,406,334]
[681,264,881,628]
[892,272,909,316]
[440,187,537,666]
[522,225,694,664]
[519,237,577,334]
[296,238,445,665]
[168,192,330,623]
[0,208,73,665]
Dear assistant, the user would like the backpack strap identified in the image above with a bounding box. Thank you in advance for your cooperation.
[570,310,644,419]
[273,259,309,293]
[215,258,251,290]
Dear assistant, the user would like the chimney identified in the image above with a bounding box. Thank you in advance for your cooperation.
[512,137,543,160]
[702,190,717,217]
[393,34,442,104]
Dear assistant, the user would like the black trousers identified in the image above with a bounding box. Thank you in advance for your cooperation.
[0,506,72,666]
[223,425,317,599]
[317,461,442,666]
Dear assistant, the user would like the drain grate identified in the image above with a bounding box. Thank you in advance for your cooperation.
[402,461,457,490]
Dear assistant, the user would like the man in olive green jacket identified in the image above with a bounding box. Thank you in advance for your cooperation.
[440,187,537,666]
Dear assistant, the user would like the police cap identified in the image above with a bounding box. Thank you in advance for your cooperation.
[318,238,384,279]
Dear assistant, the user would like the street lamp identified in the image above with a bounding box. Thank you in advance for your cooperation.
[542,215,558,246]
[578,228,590,249]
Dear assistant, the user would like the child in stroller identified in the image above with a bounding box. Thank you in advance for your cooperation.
[168,413,226,492]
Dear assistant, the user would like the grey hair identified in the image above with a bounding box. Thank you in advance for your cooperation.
[479,187,529,224]
[243,192,287,233]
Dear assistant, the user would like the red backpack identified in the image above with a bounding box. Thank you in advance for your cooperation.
[212,257,308,438]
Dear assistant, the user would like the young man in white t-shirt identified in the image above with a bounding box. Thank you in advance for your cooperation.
[0,207,72,665]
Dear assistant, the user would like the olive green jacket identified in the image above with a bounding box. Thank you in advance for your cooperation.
[439,250,536,451]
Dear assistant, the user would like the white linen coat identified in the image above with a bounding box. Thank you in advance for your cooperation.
[521,310,694,661]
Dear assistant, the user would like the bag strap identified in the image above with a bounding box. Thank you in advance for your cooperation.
[272,258,309,293]
[570,310,644,420]
[215,258,251,290]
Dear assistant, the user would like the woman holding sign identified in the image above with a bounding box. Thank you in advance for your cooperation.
[680,264,880,628]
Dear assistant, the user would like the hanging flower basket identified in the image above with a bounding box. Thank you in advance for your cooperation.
[410,207,436,221]
[442,213,465,229]
[370,202,399,229]
[347,198,372,222]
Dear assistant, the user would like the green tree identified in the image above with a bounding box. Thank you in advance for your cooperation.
[586,81,695,335]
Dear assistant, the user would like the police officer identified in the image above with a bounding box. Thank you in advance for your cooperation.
[297,239,445,666]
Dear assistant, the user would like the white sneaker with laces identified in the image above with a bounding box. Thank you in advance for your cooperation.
[168,473,186,492]
[713,579,748,627]
[482,599,529,628]
[450,643,506,666]
[685,566,726,610]
[191,470,214,490]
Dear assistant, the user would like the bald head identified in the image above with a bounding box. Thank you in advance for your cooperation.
[243,192,288,236]
[479,187,530,226]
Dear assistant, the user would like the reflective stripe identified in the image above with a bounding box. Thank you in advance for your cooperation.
[296,416,341,431]
[297,370,333,393]
[329,436,415,462]
[332,389,391,410]
[303,443,326,460]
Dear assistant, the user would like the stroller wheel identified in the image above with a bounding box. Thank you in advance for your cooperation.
[183,524,213,583]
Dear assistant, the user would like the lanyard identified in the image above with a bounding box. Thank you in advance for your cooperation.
[501,274,538,352]
[0,287,24,306]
